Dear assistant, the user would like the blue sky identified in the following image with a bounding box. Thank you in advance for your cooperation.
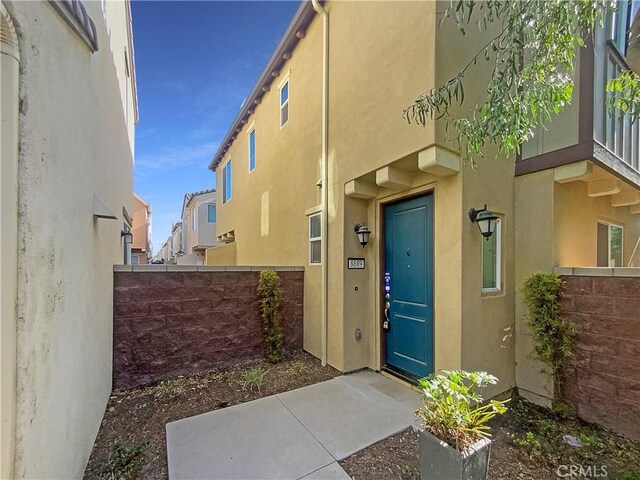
[131,1,300,252]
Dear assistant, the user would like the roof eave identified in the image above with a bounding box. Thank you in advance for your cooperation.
[208,1,318,171]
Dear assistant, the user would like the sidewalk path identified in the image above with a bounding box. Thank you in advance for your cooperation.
[166,370,421,479]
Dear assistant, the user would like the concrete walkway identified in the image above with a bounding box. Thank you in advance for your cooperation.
[166,370,422,479]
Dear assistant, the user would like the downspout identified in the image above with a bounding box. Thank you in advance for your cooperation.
[311,0,329,366]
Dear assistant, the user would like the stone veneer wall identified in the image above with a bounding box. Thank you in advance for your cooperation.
[113,266,304,389]
[559,268,640,441]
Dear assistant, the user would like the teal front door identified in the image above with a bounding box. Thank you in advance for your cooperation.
[384,194,434,380]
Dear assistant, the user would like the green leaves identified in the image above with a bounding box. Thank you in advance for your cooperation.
[415,370,508,451]
[404,0,615,165]
[521,273,577,407]
[607,70,640,121]
[257,270,284,363]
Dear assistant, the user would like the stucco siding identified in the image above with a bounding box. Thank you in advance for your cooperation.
[4,1,136,477]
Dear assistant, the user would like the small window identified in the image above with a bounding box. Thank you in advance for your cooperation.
[309,213,321,264]
[124,48,130,78]
[280,80,289,127]
[131,255,139,265]
[482,218,502,292]
[223,160,232,204]
[208,204,216,223]
[248,128,256,171]
[597,221,624,267]
[192,208,197,230]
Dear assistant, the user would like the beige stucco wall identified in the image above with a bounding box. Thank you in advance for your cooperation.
[210,0,521,392]
[427,1,517,398]
[213,1,441,372]
[555,179,640,267]
[514,170,555,405]
[132,194,150,263]
[206,242,237,265]
[2,1,136,477]
[214,6,324,358]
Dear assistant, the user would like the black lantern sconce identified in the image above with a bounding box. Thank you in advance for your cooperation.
[354,223,371,247]
[121,230,133,244]
[468,205,498,240]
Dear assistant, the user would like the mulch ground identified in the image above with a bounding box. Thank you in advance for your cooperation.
[84,350,340,480]
[340,396,640,480]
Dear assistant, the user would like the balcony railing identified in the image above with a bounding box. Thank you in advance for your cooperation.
[594,40,640,171]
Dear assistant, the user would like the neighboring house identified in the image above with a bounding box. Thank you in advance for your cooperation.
[178,189,221,265]
[0,1,137,478]
[131,193,152,265]
[157,238,171,263]
[206,0,640,405]
[170,221,183,263]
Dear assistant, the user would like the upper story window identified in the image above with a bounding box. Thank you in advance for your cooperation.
[223,160,232,204]
[192,208,197,231]
[280,79,289,128]
[597,221,624,267]
[248,127,256,172]
[309,212,321,264]
[208,204,216,223]
[482,218,502,292]
[611,0,640,55]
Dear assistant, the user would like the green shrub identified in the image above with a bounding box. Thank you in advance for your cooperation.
[415,370,508,451]
[257,270,284,363]
[521,272,577,404]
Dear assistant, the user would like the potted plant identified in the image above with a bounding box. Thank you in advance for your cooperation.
[415,370,508,480]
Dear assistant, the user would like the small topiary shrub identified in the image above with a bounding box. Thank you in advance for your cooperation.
[257,270,284,363]
[521,272,577,406]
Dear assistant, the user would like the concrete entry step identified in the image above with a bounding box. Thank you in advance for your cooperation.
[166,370,422,479]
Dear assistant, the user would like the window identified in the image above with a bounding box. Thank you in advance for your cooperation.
[482,218,502,292]
[131,255,140,265]
[597,221,624,267]
[208,204,216,223]
[611,0,640,55]
[309,213,321,264]
[223,160,232,204]
[280,79,289,127]
[248,128,256,171]
[192,208,197,230]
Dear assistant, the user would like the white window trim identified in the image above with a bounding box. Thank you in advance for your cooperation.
[192,207,197,231]
[309,212,321,265]
[481,218,502,294]
[279,74,290,129]
[222,158,232,204]
[598,220,624,267]
[247,122,256,173]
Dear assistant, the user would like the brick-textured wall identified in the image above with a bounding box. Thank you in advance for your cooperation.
[113,268,304,389]
[561,275,640,441]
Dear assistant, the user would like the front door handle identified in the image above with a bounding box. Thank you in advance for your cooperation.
[383,302,390,329]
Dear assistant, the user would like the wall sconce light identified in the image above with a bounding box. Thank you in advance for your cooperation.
[468,205,498,240]
[121,230,133,244]
[354,223,371,247]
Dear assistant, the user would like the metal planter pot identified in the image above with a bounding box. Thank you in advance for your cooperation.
[418,429,492,480]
